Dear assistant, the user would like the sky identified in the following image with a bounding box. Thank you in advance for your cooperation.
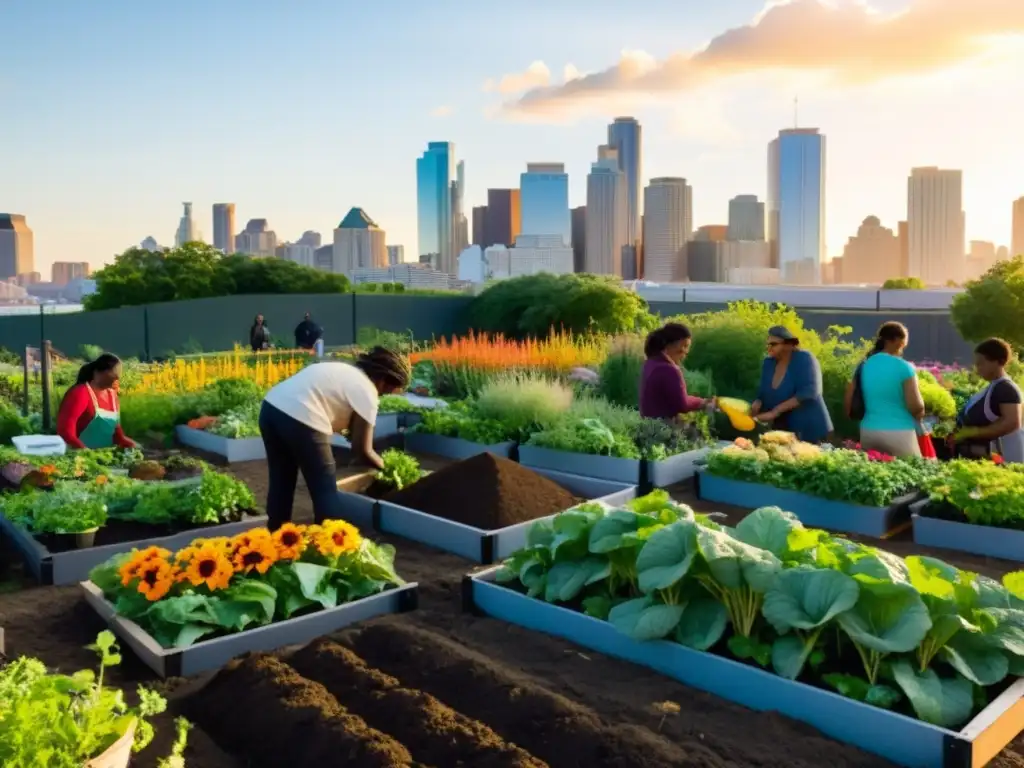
[2,0,1022,275]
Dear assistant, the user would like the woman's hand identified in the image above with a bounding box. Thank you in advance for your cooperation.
[757,409,779,423]
[749,400,762,417]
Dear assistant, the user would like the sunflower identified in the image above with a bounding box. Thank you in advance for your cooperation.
[136,558,175,602]
[119,546,173,586]
[232,530,279,575]
[272,523,307,560]
[181,543,234,590]
[312,520,362,557]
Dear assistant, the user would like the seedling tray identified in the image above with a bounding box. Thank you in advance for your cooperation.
[911,500,1024,562]
[81,580,418,678]
[403,432,515,461]
[464,566,1024,768]
[696,469,918,538]
[176,426,351,463]
[0,513,268,586]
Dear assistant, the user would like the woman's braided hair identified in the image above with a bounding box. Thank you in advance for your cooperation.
[355,346,411,389]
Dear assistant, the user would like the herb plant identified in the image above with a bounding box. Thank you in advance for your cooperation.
[0,631,169,765]
[498,495,1024,729]
[376,449,423,491]
[921,459,1024,530]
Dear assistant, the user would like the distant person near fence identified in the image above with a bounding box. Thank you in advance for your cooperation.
[294,312,323,352]
[250,314,271,352]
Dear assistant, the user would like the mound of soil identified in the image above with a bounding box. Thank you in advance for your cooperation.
[290,639,544,768]
[185,654,416,768]
[383,453,580,529]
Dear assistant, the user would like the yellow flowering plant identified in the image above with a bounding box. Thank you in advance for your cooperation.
[88,522,403,649]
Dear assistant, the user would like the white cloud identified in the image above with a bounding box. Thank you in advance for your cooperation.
[430,105,453,118]
[481,60,551,94]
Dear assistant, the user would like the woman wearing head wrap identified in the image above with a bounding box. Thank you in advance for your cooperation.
[259,346,411,530]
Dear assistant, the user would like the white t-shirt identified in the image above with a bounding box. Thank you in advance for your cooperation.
[263,362,378,435]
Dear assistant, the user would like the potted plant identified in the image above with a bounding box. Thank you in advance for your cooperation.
[0,630,187,767]
[32,489,108,549]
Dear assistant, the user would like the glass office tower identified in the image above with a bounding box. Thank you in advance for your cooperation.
[767,129,826,284]
[519,163,571,246]
[417,142,456,274]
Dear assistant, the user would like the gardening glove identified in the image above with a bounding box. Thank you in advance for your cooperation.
[953,426,982,442]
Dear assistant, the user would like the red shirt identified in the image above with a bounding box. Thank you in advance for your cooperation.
[56,384,134,449]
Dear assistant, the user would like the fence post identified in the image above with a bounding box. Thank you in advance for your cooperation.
[40,340,53,432]
[21,345,29,417]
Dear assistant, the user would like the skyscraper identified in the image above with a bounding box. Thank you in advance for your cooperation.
[333,207,387,276]
[417,141,457,274]
[767,128,826,284]
[52,261,90,285]
[519,163,570,246]
[642,178,692,283]
[907,167,965,284]
[175,202,202,246]
[607,117,642,251]
[484,188,521,248]
[0,214,34,281]
[235,219,277,257]
[571,206,586,273]
[584,147,627,276]
[212,203,236,253]
[1013,196,1024,258]
[472,206,487,247]
[451,160,468,264]
[727,195,765,241]
[386,245,404,265]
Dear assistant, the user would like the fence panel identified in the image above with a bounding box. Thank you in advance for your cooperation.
[0,313,42,357]
[353,295,472,342]
[44,306,147,359]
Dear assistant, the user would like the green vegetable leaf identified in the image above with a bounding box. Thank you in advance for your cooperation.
[609,597,685,641]
[636,521,699,593]
[890,659,975,728]
[762,566,860,633]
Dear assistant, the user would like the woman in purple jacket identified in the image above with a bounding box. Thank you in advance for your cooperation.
[639,322,713,421]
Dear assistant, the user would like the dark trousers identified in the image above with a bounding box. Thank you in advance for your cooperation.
[259,401,341,531]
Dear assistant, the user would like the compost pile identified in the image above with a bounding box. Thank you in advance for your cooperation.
[384,453,580,529]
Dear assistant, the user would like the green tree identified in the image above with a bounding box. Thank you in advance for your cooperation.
[85,243,350,310]
[951,256,1024,348]
[467,273,653,337]
[882,276,925,290]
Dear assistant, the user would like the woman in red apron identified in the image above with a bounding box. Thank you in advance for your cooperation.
[56,353,137,449]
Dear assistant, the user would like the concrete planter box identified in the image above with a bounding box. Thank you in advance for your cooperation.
[359,467,636,563]
[0,513,268,586]
[911,500,1024,562]
[518,445,641,485]
[81,580,418,678]
[176,425,350,463]
[464,566,1024,768]
[404,432,515,461]
[696,469,918,539]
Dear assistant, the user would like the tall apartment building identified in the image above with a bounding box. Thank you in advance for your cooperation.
[584,147,627,276]
[175,202,202,246]
[607,118,642,251]
[1013,196,1024,258]
[52,261,90,286]
[333,207,387,276]
[907,167,965,285]
[235,219,278,257]
[483,188,521,248]
[839,216,901,284]
[212,203,236,253]
[386,245,405,265]
[727,195,765,241]
[0,214,35,281]
[642,178,692,282]
[570,206,586,273]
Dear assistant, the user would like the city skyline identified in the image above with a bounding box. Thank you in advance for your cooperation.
[2,0,1022,272]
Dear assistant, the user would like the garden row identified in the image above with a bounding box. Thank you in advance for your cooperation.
[18,458,1024,768]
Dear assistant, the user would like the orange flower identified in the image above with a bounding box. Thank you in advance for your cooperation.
[180,543,234,590]
[272,523,306,560]
[95,475,108,486]
[119,546,173,586]
[312,520,362,557]
[232,530,279,575]
[39,464,57,475]
[136,558,175,601]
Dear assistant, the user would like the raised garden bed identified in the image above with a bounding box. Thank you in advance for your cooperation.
[336,453,636,563]
[911,499,1024,562]
[464,566,1024,768]
[403,431,515,461]
[81,580,418,678]
[518,444,717,487]
[176,425,352,463]
[0,512,268,586]
[696,469,918,538]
